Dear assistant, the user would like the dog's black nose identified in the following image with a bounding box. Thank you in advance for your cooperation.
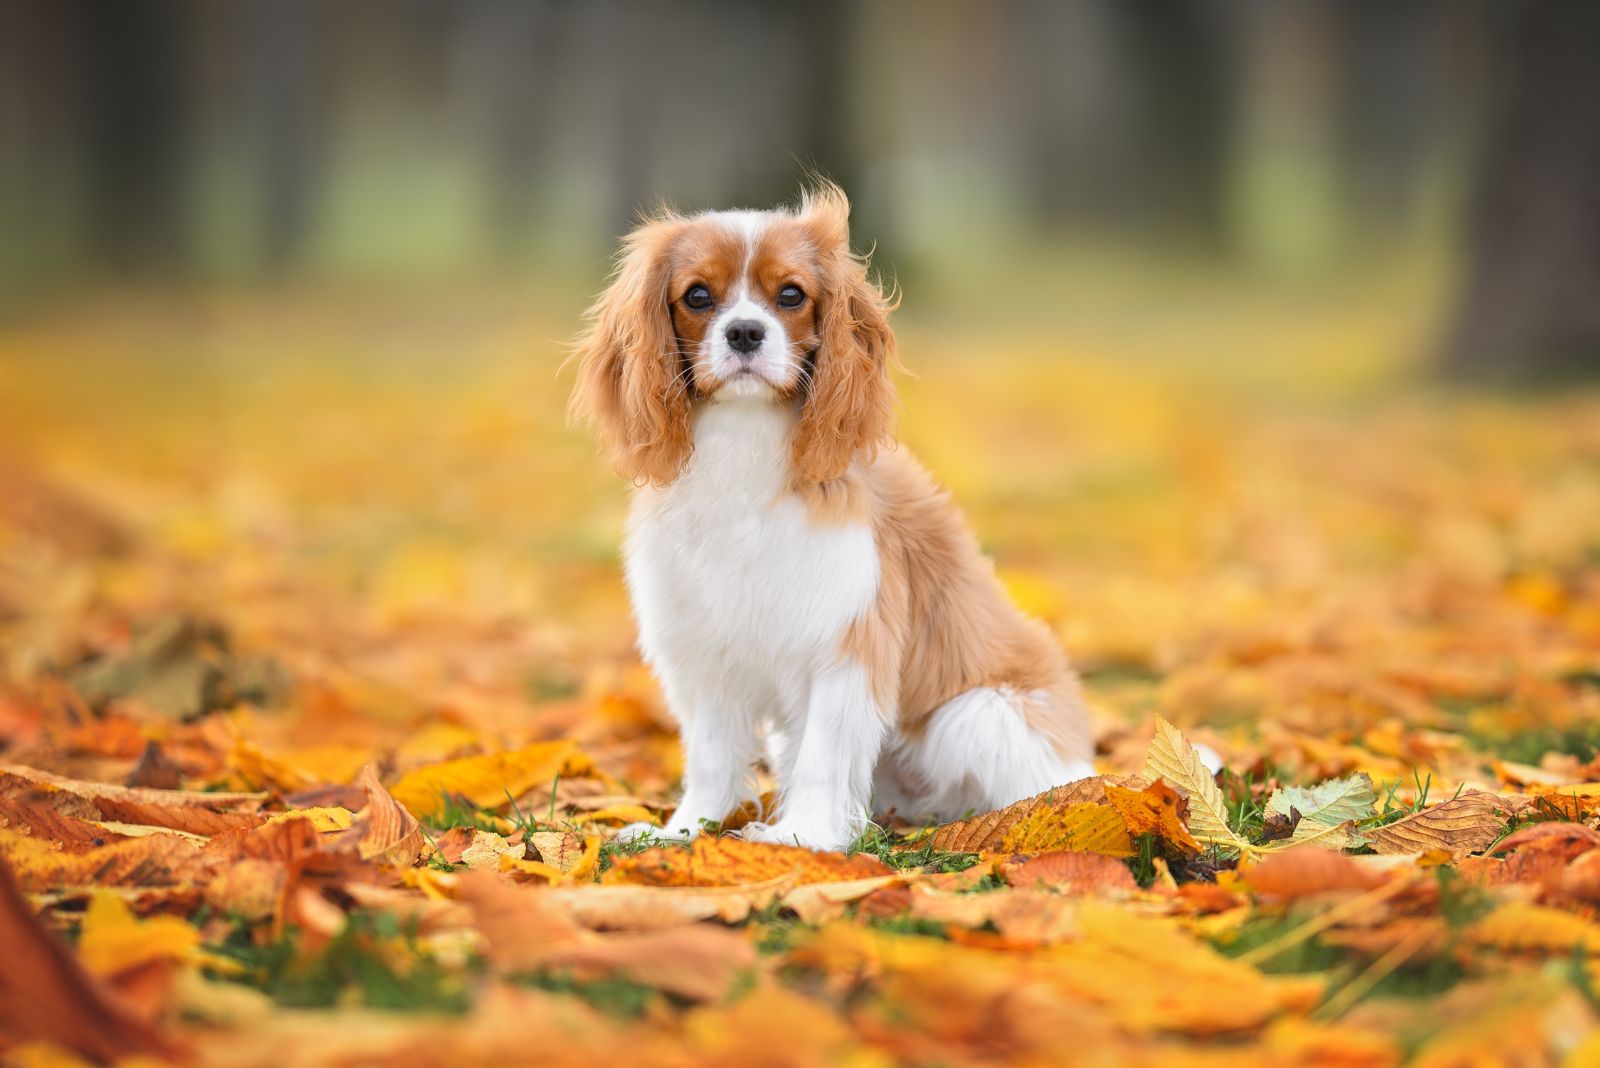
[725,319,765,354]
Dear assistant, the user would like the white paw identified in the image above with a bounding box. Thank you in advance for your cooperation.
[737,819,853,853]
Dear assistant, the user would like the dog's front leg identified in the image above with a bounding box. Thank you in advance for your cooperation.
[660,696,762,842]
[741,661,886,852]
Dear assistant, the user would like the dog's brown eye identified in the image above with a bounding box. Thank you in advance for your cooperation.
[684,285,713,310]
[778,285,804,308]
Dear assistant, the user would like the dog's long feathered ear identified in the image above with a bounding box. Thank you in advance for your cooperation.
[792,182,897,485]
[569,215,693,486]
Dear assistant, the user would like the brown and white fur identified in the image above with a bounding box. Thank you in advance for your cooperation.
[572,183,1093,851]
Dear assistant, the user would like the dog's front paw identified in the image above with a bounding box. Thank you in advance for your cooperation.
[736,819,853,853]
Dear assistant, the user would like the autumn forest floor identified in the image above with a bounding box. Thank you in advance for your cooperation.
[1,280,1599,1066]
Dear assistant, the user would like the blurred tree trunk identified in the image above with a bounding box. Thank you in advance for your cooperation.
[1007,0,1231,250]
[1441,1,1600,379]
[1115,0,1233,250]
[78,0,192,276]
[244,0,317,275]
[467,0,561,265]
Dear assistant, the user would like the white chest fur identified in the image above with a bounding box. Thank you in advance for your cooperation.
[623,399,879,708]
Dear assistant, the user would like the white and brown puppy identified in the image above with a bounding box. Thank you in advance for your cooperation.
[572,183,1093,851]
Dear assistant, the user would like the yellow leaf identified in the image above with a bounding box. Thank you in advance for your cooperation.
[388,740,592,817]
[1143,716,1250,855]
[605,835,891,888]
[561,834,603,884]
[927,777,1126,852]
[1468,902,1600,954]
[999,802,1135,857]
[401,866,458,900]
[499,855,565,883]
[77,891,199,978]
[571,803,660,826]
[264,807,355,832]
[527,829,589,872]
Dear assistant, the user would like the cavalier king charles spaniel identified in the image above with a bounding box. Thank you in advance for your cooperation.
[572,182,1094,851]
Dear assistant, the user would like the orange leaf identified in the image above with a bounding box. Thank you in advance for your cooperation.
[457,871,755,1001]
[1244,847,1384,900]
[999,851,1138,894]
[1106,779,1201,853]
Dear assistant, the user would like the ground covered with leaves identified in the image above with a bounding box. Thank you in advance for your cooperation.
[2,290,1600,1066]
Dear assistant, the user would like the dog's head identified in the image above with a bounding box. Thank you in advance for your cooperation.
[570,182,896,486]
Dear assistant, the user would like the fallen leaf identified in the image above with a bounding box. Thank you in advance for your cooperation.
[0,857,177,1061]
[1363,793,1508,855]
[1106,779,1201,853]
[334,764,424,867]
[999,851,1139,894]
[927,776,1129,852]
[1266,773,1377,826]
[1244,847,1384,900]
[999,801,1135,857]
[569,803,658,826]
[910,885,1080,943]
[458,830,524,870]
[604,835,890,888]
[543,871,798,928]
[457,871,755,1000]
[264,806,355,833]
[525,829,589,872]
[388,741,591,818]
[1143,716,1251,855]
[1467,901,1600,953]
[782,874,905,923]
[77,889,200,978]
[0,763,265,837]
[0,825,205,891]
[123,741,184,790]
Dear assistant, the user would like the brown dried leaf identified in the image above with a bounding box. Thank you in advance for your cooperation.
[0,798,132,853]
[124,741,185,790]
[1363,792,1509,856]
[334,763,424,867]
[1,763,266,837]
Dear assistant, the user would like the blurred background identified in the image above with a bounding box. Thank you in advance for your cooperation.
[1,1,1597,767]
[1,0,1597,377]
